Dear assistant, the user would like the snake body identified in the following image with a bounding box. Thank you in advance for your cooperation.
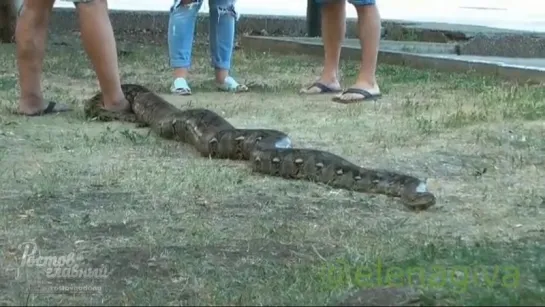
[84,84,436,210]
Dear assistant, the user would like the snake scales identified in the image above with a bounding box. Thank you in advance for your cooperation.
[84,84,436,210]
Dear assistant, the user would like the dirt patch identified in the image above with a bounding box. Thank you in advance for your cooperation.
[336,286,424,306]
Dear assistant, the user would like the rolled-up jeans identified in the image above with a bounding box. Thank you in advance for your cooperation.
[168,0,238,70]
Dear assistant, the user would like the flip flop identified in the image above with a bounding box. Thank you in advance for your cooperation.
[300,82,342,95]
[217,76,248,93]
[171,77,192,96]
[332,88,382,103]
[19,101,72,117]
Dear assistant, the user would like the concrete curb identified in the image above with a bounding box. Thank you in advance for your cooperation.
[241,35,545,84]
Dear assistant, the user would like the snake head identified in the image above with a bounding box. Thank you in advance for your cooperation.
[401,179,437,211]
[402,192,436,211]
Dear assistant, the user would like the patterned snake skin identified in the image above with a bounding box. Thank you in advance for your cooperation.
[84,84,436,210]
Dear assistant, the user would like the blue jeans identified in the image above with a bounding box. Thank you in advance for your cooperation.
[314,0,376,5]
[168,0,238,70]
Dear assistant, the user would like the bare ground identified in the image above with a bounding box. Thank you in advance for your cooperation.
[0,32,544,305]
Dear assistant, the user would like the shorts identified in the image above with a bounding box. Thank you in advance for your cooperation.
[313,0,376,5]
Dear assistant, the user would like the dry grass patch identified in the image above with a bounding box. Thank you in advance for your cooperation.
[0,32,544,305]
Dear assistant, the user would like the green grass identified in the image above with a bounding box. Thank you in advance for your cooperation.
[0,31,544,306]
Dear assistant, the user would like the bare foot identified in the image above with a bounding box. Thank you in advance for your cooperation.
[216,76,248,93]
[333,81,381,103]
[102,97,130,113]
[300,79,342,94]
[348,81,381,95]
[18,97,72,116]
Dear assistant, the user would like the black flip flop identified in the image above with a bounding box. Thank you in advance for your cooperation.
[332,88,382,103]
[301,82,342,94]
[19,101,73,117]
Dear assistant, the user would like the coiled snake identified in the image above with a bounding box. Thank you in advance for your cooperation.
[84,84,436,210]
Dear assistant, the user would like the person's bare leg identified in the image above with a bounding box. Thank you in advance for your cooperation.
[335,0,381,101]
[173,68,190,79]
[300,0,345,94]
[16,0,58,115]
[75,0,128,111]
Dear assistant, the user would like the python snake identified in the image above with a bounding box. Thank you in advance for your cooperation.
[84,84,436,210]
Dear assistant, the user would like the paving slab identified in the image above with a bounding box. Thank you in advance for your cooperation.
[458,33,545,58]
[386,20,545,35]
[241,35,545,84]
[299,38,458,55]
